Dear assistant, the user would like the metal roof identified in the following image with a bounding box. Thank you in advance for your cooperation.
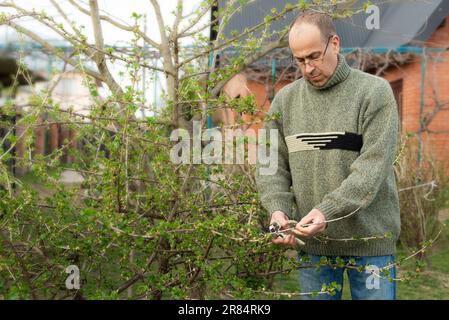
[218,0,449,49]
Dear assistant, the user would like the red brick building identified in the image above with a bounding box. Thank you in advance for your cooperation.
[382,17,449,165]
[0,70,97,176]
[217,1,449,169]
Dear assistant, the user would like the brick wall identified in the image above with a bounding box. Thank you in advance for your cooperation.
[244,16,449,170]
[383,16,449,169]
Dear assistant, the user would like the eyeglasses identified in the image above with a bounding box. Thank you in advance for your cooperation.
[291,35,335,67]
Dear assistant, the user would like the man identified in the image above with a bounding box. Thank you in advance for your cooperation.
[255,11,401,300]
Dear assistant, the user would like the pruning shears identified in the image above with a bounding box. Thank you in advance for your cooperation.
[269,220,306,246]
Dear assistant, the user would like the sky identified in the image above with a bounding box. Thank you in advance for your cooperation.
[1,0,206,44]
[0,0,207,115]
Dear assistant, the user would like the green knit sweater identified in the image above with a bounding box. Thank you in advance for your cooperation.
[255,54,401,256]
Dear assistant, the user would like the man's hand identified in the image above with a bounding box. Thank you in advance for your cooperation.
[270,211,297,247]
[293,209,327,238]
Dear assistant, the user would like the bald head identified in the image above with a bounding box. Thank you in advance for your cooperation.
[289,11,336,41]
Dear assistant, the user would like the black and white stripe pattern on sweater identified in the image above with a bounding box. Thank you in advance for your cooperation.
[285,131,363,153]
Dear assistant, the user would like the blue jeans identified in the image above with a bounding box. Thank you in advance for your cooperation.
[298,252,396,300]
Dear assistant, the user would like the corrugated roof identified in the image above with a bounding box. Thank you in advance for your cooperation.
[218,0,449,49]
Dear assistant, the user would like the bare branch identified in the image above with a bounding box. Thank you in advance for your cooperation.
[150,0,171,58]
[172,0,184,40]
[2,19,103,81]
[49,0,76,33]
[88,0,123,96]
[68,0,160,49]
[210,35,289,97]
[178,1,214,37]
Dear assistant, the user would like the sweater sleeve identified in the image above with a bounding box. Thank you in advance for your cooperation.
[255,92,295,217]
[314,80,399,220]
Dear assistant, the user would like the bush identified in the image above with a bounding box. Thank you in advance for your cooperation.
[394,134,448,256]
